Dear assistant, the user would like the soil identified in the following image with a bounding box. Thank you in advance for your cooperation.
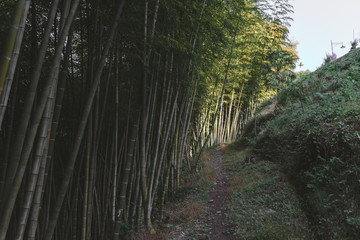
[258,99,277,117]
[204,145,234,240]
[154,144,311,240]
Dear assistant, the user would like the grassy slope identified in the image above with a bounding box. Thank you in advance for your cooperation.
[223,146,312,239]
[237,48,360,239]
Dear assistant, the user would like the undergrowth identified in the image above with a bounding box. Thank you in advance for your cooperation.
[223,147,312,239]
[238,48,360,239]
[130,149,215,239]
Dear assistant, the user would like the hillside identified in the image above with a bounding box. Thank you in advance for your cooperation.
[128,48,360,240]
[238,47,360,239]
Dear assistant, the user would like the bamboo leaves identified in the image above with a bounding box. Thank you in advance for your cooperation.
[0,0,298,239]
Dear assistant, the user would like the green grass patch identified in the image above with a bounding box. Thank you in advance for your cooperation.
[223,147,312,240]
[237,48,360,239]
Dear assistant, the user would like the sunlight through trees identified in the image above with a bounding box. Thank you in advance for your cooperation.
[0,0,296,239]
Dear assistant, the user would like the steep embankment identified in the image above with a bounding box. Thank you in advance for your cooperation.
[238,48,360,239]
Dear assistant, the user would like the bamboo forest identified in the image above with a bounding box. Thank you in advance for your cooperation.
[1,0,360,239]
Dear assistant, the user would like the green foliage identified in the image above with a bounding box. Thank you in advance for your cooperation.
[0,0,299,237]
[239,48,360,239]
[350,39,358,50]
[195,0,298,129]
[295,69,311,81]
[223,148,312,239]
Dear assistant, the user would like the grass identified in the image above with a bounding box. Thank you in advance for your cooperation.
[237,48,360,239]
[131,49,360,240]
[165,199,206,224]
[130,149,216,239]
[223,146,313,240]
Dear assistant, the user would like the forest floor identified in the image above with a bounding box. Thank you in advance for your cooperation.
[203,145,234,240]
[130,48,360,240]
[131,144,313,239]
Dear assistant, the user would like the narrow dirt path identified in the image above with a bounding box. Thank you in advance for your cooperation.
[204,145,234,240]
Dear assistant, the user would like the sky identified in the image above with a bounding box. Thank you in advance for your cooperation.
[289,0,360,71]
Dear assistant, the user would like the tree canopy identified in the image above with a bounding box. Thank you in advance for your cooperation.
[0,0,297,239]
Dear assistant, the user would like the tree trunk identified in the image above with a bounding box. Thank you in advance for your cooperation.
[1,0,60,201]
[0,0,26,99]
[0,0,75,237]
[0,0,30,130]
[44,1,126,239]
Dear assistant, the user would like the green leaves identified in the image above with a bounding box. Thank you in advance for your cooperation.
[240,46,360,239]
[199,0,298,127]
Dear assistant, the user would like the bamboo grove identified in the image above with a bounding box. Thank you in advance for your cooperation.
[0,0,297,239]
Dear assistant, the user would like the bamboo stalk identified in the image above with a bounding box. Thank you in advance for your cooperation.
[44,2,126,239]
[0,0,30,130]
[0,0,26,99]
[1,0,60,205]
[0,0,75,237]
[194,20,240,169]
